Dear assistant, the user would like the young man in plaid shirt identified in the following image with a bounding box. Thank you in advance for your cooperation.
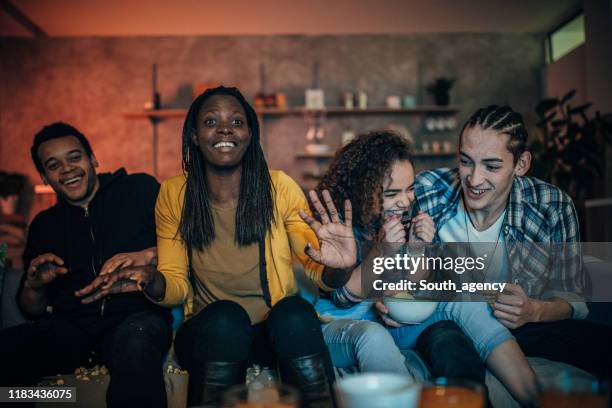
[377,105,611,383]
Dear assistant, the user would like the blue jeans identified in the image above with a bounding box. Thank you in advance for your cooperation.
[318,300,513,371]
[389,302,513,361]
[322,319,409,374]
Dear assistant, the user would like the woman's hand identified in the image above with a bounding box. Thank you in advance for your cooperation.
[99,247,157,276]
[381,216,407,244]
[299,190,356,269]
[374,300,402,328]
[75,265,159,304]
[407,212,435,243]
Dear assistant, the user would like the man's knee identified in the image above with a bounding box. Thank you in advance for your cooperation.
[350,321,394,349]
[267,296,325,358]
[417,320,470,349]
[113,312,172,357]
[267,296,318,333]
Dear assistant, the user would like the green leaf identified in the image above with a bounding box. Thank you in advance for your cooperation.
[569,102,592,114]
[560,89,576,105]
[536,99,559,116]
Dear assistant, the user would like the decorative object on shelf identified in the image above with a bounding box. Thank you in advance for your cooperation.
[357,91,368,109]
[305,89,325,109]
[305,62,325,109]
[275,93,287,109]
[385,95,401,109]
[304,143,331,155]
[403,95,417,109]
[340,92,354,109]
[424,116,457,132]
[426,77,455,106]
[530,89,612,202]
[431,141,442,153]
[264,94,277,108]
[421,141,430,152]
[443,141,454,153]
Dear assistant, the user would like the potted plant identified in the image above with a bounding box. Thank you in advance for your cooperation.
[426,77,455,106]
[0,172,25,215]
[529,90,612,202]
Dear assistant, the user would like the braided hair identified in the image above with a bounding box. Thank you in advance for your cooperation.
[179,86,275,250]
[460,105,528,163]
[316,130,413,233]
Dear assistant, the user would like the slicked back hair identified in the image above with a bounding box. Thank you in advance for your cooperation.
[179,86,275,251]
[460,105,528,163]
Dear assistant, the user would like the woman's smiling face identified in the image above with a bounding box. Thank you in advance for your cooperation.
[381,160,416,218]
[192,94,251,169]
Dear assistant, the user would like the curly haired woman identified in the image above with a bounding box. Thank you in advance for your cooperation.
[315,130,538,406]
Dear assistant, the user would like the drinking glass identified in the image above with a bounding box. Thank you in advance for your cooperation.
[419,377,485,408]
[223,383,299,408]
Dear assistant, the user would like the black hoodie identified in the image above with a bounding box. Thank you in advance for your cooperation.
[18,169,161,319]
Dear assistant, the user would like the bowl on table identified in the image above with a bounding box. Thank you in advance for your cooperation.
[383,293,438,324]
[335,372,420,408]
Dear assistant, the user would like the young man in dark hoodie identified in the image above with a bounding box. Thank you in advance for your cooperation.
[0,123,172,408]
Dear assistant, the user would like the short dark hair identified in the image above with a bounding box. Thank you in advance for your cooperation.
[460,105,528,163]
[31,122,93,173]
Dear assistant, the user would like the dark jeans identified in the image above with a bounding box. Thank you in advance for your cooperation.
[175,296,330,375]
[416,319,612,385]
[416,320,486,383]
[511,319,612,380]
[0,309,173,408]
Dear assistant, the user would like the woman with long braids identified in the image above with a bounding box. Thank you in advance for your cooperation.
[158,86,356,407]
[314,130,538,406]
[80,86,356,407]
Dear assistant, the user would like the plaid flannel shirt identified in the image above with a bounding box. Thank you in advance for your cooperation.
[412,168,588,318]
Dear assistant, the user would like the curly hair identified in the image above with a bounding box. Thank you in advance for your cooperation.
[316,130,413,233]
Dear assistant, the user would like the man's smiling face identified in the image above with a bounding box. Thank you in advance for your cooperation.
[458,126,518,213]
[37,135,99,206]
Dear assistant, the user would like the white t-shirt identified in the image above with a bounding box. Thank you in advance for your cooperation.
[438,202,509,283]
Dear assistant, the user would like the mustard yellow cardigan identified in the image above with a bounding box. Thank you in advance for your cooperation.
[153,170,331,315]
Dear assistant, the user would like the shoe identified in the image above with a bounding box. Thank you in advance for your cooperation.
[278,351,335,408]
[188,360,246,407]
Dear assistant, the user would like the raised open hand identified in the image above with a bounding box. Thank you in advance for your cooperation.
[299,189,356,269]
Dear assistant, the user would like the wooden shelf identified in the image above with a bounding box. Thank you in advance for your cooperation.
[413,151,456,157]
[123,106,459,120]
[296,151,454,160]
[123,109,187,120]
[260,106,459,115]
[295,152,335,159]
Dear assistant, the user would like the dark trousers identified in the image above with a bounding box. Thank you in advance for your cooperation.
[175,296,330,375]
[416,320,486,383]
[511,319,612,380]
[416,319,612,385]
[0,309,173,408]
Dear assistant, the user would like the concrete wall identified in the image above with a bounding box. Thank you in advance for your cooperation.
[545,45,587,105]
[0,34,544,186]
